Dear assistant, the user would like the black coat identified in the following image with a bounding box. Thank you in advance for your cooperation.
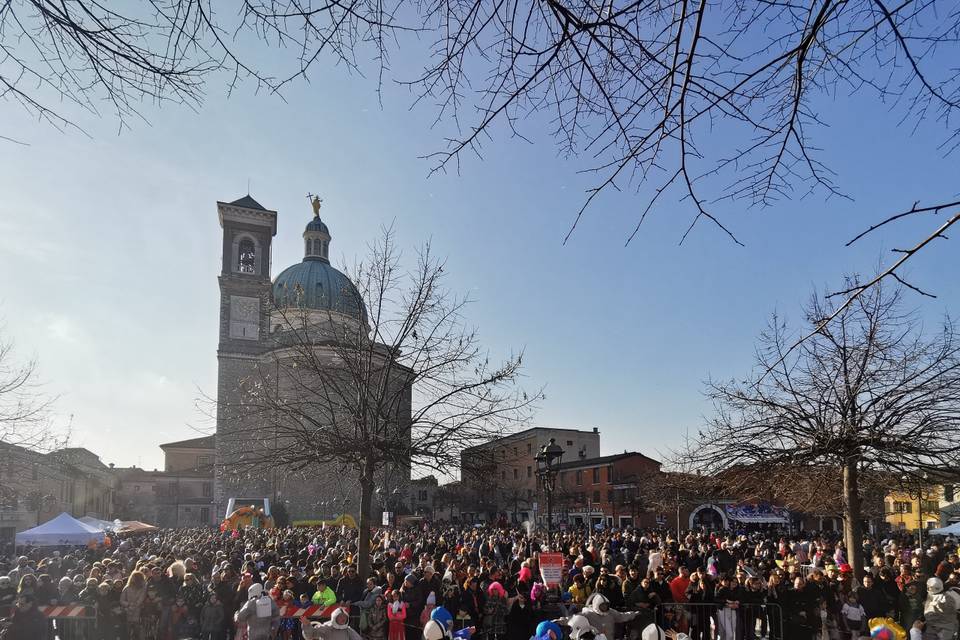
[505,600,536,640]
[5,606,48,640]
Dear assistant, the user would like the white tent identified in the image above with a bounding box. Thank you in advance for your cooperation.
[78,516,119,532]
[15,512,106,546]
[929,522,960,536]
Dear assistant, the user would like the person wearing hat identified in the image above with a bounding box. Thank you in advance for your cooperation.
[303,606,363,640]
[235,582,280,640]
[923,577,960,640]
[312,577,337,608]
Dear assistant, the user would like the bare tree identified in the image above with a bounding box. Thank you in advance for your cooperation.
[0,332,58,449]
[3,0,958,297]
[679,280,960,577]
[219,228,540,577]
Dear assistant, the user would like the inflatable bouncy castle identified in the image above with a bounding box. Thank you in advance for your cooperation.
[221,504,275,531]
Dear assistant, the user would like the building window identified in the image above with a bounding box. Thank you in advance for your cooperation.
[500,471,505,480]
[593,490,601,503]
[893,501,912,514]
[513,447,517,457]
[202,483,212,497]
[237,238,256,273]
[197,456,210,469]
[527,466,532,478]
[200,507,210,522]
[526,443,531,454]
[607,466,614,483]
[922,500,939,514]
[592,468,600,484]
[134,485,141,493]
[566,440,573,446]
[513,468,518,479]
[607,490,614,502]
[575,470,583,486]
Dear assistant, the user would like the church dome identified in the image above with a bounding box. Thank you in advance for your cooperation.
[272,260,364,318]
[305,217,329,234]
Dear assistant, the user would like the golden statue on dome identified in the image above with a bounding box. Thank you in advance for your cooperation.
[307,193,323,218]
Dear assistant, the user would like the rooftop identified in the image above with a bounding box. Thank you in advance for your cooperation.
[159,435,216,450]
[462,426,600,452]
[556,451,660,470]
[229,195,268,211]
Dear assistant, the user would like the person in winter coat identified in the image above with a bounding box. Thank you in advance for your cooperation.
[898,580,924,628]
[179,572,207,615]
[923,577,960,640]
[312,578,338,608]
[557,593,639,640]
[358,578,384,611]
[235,582,280,640]
[96,581,125,640]
[482,582,509,639]
[200,593,226,640]
[121,571,148,640]
[302,607,363,640]
[505,592,536,640]
[367,594,389,640]
[459,578,484,628]
[387,589,409,640]
[0,576,16,608]
[714,575,740,640]
[4,594,48,640]
[857,574,890,620]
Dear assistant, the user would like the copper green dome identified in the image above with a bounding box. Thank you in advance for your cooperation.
[272,260,364,318]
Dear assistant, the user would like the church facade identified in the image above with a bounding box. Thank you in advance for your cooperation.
[213,195,411,522]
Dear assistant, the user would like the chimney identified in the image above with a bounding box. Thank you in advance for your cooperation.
[592,427,598,433]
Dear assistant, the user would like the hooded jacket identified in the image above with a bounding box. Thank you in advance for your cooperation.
[235,583,280,640]
[561,594,638,640]
[302,606,364,640]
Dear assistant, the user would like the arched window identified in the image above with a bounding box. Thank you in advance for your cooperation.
[238,238,256,273]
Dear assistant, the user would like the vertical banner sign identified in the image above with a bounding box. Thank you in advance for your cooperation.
[539,553,564,589]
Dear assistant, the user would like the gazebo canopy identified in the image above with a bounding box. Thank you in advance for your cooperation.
[15,512,105,547]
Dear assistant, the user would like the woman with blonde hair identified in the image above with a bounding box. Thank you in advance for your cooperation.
[121,571,148,640]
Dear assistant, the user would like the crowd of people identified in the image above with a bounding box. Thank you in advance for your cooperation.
[1,522,959,640]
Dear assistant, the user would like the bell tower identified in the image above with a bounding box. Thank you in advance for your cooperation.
[214,195,277,517]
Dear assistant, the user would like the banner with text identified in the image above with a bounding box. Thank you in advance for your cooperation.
[539,553,564,589]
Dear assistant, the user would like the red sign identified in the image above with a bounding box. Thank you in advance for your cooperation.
[539,553,564,588]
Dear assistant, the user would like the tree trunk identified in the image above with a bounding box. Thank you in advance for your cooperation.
[842,459,864,579]
[358,466,374,579]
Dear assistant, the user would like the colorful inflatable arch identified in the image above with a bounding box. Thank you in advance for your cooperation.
[221,505,275,531]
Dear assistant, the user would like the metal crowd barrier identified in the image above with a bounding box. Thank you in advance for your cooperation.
[653,601,784,640]
[0,604,100,640]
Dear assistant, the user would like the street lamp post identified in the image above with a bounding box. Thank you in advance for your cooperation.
[902,472,930,548]
[535,438,565,544]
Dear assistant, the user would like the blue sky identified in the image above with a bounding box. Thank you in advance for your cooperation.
[0,39,957,471]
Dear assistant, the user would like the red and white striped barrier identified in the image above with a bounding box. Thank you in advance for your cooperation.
[39,604,96,619]
[279,603,349,619]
